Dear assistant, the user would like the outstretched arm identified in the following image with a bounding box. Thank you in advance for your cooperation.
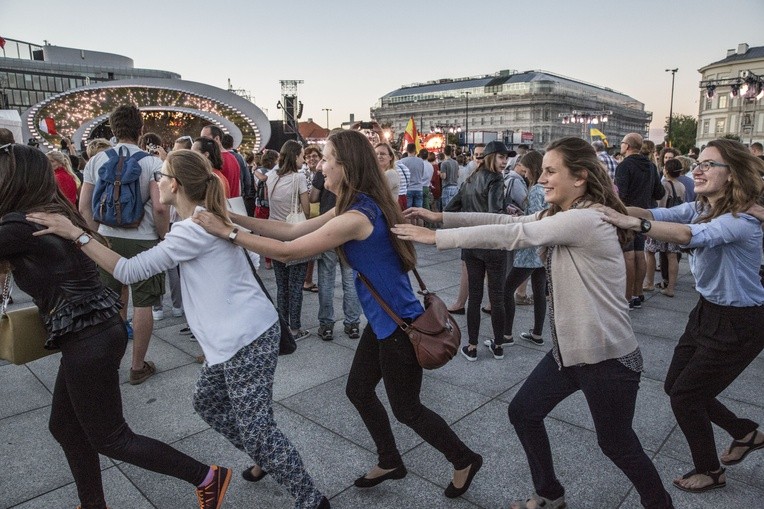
[600,207,691,244]
[224,209,335,241]
[194,209,368,262]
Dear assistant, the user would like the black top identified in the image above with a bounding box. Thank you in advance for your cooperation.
[614,154,665,209]
[0,212,121,348]
[444,168,505,214]
[311,171,336,215]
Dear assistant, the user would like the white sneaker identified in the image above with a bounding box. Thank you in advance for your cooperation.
[172,306,184,317]
[152,308,164,321]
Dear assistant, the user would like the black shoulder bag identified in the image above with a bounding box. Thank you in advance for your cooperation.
[242,248,297,355]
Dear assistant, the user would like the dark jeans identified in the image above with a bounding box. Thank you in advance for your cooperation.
[665,297,764,473]
[508,351,672,509]
[273,260,308,330]
[49,315,208,509]
[346,325,477,470]
[504,266,547,337]
[464,248,506,345]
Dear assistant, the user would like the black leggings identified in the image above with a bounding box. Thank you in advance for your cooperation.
[504,266,547,337]
[464,248,506,345]
[49,315,209,509]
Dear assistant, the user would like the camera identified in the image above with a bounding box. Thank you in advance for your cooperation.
[147,143,159,155]
[359,121,375,130]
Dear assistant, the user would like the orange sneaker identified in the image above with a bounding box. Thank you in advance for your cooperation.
[195,465,231,509]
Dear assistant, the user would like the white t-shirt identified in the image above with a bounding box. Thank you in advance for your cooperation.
[83,143,163,240]
[113,209,278,366]
[266,171,308,221]
[422,160,434,188]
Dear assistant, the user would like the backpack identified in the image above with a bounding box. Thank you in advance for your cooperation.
[665,181,684,208]
[503,173,526,215]
[92,147,149,228]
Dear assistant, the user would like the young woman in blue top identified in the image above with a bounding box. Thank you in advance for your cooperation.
[194,129,483,499]
[602,138,764,494]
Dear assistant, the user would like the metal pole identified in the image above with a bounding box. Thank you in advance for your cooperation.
[464,91,470,149]
[666,68,678,146]
[322,108,332,129]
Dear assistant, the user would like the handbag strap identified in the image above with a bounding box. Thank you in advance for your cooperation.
[241,247,276,305]
[1,272,12,315]
[356,268,429,331]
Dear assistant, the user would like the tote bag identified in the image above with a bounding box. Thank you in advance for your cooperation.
[0,274,53,365]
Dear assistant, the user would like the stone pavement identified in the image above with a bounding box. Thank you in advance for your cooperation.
[1,243,762,509]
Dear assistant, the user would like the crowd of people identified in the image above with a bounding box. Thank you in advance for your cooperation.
[1,104,763,509]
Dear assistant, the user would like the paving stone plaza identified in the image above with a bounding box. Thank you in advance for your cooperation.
[1,243,762,508]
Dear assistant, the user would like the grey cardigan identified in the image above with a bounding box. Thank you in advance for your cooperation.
[437,208,638,366]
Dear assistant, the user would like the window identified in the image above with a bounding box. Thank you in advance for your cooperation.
[718,95,728,109]
[32,75,40,90]
[24,74,33,89]
[55,77,63,90]
[8,73,17,88]
[714,118,726,134]
[705,98,712,110]
[20,90,29,106]
[703,119,710,135]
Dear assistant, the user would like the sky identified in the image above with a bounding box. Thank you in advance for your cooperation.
[2,0,763,141]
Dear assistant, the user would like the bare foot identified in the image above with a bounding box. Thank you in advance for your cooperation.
[247,465,264,477]
[363,465,399,479]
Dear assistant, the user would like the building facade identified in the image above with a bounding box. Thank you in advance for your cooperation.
[696,43,764,147]
[370,69,651,149]
[0,37,270,151]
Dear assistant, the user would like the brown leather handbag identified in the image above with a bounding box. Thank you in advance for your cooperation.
[358,269,461,369]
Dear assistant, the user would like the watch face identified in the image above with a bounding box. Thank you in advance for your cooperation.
[77,234,90,245]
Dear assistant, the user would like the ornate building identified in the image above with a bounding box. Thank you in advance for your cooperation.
[696,43,764,147]
[371,69,651,149]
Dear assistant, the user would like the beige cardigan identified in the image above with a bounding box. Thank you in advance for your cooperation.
[437,208,638,367]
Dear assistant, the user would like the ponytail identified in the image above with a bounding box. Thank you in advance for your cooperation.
[165,150,232,227]
[204,174,231,226]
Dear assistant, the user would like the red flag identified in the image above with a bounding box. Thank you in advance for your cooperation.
[0,37,6,49]
[38,117,58,136]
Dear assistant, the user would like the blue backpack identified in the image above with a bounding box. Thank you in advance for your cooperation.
[92,147,149,228]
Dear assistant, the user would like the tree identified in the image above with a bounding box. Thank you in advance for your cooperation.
[664,114,697,154]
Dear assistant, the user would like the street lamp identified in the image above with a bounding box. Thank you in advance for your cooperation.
[463,91,471,149]
[559,110,612,141]
[321,108,332,129]
[665,68,678,147]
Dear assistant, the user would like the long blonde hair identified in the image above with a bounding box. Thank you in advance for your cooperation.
[164,150,231,227]
[46,150,81,188]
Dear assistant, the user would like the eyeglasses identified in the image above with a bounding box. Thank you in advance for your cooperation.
[694,160,730,173]
[153,170,179,183]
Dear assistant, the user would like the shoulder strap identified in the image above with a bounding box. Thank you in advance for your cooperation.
[1,272,13,315]
[242,247,276,305]
[356,268,428,331]
[668,180,678,200]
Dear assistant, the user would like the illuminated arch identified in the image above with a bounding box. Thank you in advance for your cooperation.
[22,78,270,152]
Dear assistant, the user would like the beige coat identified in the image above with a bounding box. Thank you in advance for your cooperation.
[437,208,638,366]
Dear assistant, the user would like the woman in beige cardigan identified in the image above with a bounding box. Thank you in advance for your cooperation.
[394,137,673,509]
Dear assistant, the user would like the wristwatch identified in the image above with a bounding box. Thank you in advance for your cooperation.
[228,227,240,243]
[74,231,92,248]
[639,219,652,233]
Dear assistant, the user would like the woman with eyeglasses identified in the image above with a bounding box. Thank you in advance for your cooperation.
[193,130,483,501]
[27,149,330,509]
[0,144,236,509]
[602,139,764,494]
[373,142,401,201]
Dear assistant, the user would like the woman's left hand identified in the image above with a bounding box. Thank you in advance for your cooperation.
[599,207,639,231]
[26,212,82,239]
[747,203,764,222]
[192,211,231,238]
[391,224,436,245]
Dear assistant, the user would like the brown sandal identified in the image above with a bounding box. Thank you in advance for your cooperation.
[721,430,764,466]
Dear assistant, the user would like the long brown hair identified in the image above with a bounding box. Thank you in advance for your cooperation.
[0,144,95,239]
[542,137,633,246]
[164,150,231,227]
[329,130,416,271]
[277,140,302,176]
[695,139,764,222]
[517,150,543,187]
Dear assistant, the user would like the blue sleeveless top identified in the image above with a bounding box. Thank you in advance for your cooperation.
[344,194,424,339]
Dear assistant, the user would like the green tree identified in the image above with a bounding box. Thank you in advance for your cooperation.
[664,114,697,153]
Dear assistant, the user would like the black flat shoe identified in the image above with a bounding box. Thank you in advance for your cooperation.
[354,465,407,488]
[448,307,465,315]
[445,455,482,498]
[242,466,268,482]
[481,307,491,315]
[317,496,331,509]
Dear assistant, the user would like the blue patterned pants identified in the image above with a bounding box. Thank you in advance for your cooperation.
[193,322,323,509]
[273,260,308,330]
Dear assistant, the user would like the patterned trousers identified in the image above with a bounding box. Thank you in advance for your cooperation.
[193,322,323,509]
[273,260,308,330]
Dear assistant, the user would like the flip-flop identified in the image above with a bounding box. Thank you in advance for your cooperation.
[303,284,318,293]
[721,430,764,466]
